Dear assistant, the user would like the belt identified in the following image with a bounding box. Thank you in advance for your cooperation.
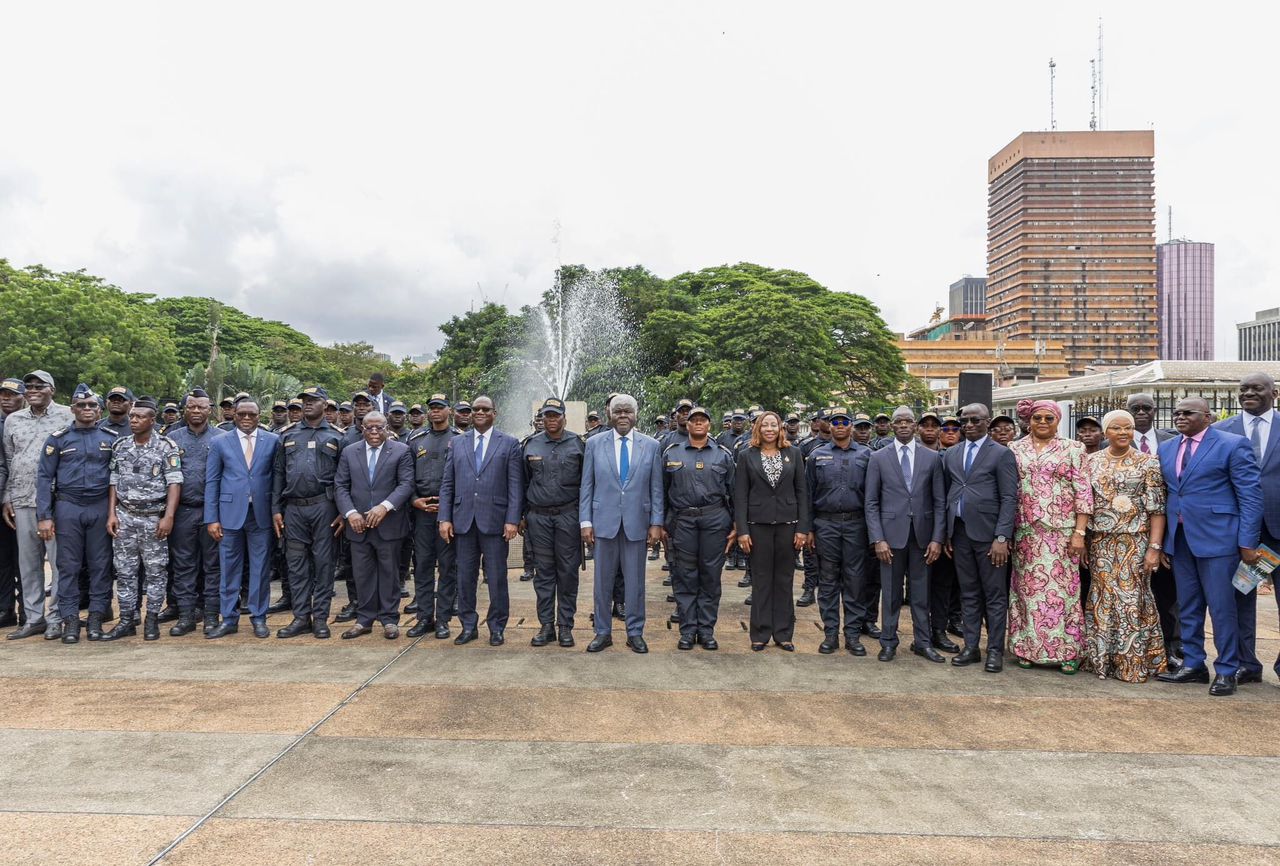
[529,504,577,515]
[285,494,331,507]
[55,492,108,506]
[118,500,166,516]
[816,510,862,521]
[677,504,726,517]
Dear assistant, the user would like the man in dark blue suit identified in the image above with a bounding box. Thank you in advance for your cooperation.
[439,395,524,646]
[1158,397,1263,696]
[205,400,280,639]
[1214,372,1280,682]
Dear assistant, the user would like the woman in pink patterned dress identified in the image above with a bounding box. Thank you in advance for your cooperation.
[1008,401,1094,673]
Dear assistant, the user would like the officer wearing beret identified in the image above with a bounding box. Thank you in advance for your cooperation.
[662,406,736,650]
[271,387,344,639]
[166,389,227,635]
[35,385,117,643]
[521,398,586,647]
[405,394,461,639]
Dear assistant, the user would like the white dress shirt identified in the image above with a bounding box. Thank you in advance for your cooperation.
[896,438,917,482]
[581,428,634,530]
[1134,428,1161,455]
[1246,409,1275,462]
[344,443,396,519]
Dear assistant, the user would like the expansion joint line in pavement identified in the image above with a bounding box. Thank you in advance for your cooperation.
[146,634,427,865]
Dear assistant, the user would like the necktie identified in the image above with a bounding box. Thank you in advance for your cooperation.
[964,441,977,474]
[1139,434,1150,454]
[474,433,485,473]
[619,435,630,486]
[368,446,379,484]
[1251,416,1264,463]
[243,433,254,468]
[900,445,912,488]
[1178,437,1193,477]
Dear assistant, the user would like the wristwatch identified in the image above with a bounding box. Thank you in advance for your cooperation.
[995,535,1007,543]
[1149,542,1162,551]
[1073,529,1086,537]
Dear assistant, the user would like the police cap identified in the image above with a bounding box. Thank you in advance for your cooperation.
[427,393,450,408]
[298,386,329,402]
[107,386,135,401]
[0,377,26,395]
[71,383,96,402]
[541,398,566,415]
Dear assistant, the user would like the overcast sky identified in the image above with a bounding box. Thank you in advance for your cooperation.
[2,2,1274,361]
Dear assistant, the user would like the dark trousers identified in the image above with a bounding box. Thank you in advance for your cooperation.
[218,504,274,622]
[929,551,957,634]
[1265,530,1280,675]
[412,510,456,626]
[527,507,581,629]
[0,517,19,617]
[284,501,338,621]
[813,516,868,638]
[748,523,797,644]
[671,506,729,638]
[169,504,220,614]
[1151,563,1181,653]
[53,499,112,621]
[454,528,510,634]
[335,535,356,606]
[801,545,819,592]
[1171,532,1246,677]
[859,545,880,627]
[593,534,646,637]
[350,535,401,627]
[952,519,1007,652]
[879,528,931,650]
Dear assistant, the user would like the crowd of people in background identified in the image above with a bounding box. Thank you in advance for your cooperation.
[2,366,1276,697]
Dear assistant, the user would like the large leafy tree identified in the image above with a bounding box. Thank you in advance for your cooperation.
[427,303,524,401]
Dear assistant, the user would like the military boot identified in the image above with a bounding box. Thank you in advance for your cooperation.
[144,613,161,641]
[100,615,137,641]
[170,610,197,637]
[203,604,221,635]
[86,612,105,641]
[156,604,180,623]
[61,618,81,645]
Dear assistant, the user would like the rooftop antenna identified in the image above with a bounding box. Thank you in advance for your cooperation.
[1048,58,1057,131]
[1097,19,1104,130]
[1089,58,1098,131]
[1168,205,1173,243]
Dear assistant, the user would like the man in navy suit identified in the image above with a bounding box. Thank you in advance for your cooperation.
[335,411,414,639]
[439,395,524,646]
[1158,396,1263,696]
[1214,372,1280,682]
[579,393,664,654]
[205,400,280,639]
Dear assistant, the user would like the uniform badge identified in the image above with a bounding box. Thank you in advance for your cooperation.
[307,440,316,448]
[45,445,54,455]
[152,465,161,476]
[695,462,704,470]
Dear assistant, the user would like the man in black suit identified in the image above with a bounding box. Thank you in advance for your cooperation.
[866,407,946,663]
[943,403,1018,673]
[334,411,414,639]
[1127,391,1180,663]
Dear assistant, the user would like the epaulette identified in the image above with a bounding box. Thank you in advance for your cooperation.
[277,421,297,433]
[662,442,679,454]
[51,427,69,438]
[450,426,462,434]
[716,444,734,458]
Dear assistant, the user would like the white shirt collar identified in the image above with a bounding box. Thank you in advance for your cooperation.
[897,439,916,454]
[614,429,629,443]
[967,435,987,450]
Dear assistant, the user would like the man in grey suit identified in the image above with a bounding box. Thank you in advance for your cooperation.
[866,407,946,663]
[1127,391,1180,662]
[580,393,664,653]
[334,412,414,639]
[439,395,524,646]
[942,403,1018,673]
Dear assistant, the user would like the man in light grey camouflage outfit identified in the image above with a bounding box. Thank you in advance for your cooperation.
[102,398,182,641]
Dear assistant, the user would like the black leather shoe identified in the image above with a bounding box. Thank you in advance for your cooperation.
[677,635,695,651]
[796,589,815,607]
[587,634,612,652]
[611,602,625,620]
[101,618,137,641]
[206,621,238,639]
[86,613,105,641]
[558,628,574,648]
[668,613,680,624]
[648,548,659,561]
[701,635,718,651]
[1158,665,1210,684]
[313,620,331,639]
[454,629,478,645]
[266,596,292,615]
[931,631,960,653]
[819,636,839,654]
[862,622,882,639]
[404,602,419,615]
[737,576,751,588]
[946,620,964,638]
[530,624,554,647]
[911,644,946,663]
[626,635,649,654]
[169,614,197,637]
[984,649,1004,673]
[1209,674,1237,696]
[155,604,180,623]
[203,613,220,635]
[333,603,358,623]
[277,617,313,639]
[665,594,676,603]
[660,563,670,571]
[952,647,981,666]
[519,571,535,582]
[743,595,752,606]
[341,624,373,639]
[435,623,451,639]
[61,619,80,645]
[7,621,46,640]
[1236,669,1263,685]
[489,631,504,646]
[878,646,896,662]
[661,577,672,586]
[144,613,160,641]
[251,617,270,639]
[1166,653,1185,673]
[406,619,434,638]
[844,636,866,656]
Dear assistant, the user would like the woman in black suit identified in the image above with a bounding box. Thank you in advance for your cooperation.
[734,411,810,651]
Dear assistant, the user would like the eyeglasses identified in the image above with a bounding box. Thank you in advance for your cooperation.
[72,402,98,409]
[1030,414,1057,423]
[829,418,851,426]
[24,382,50,390]
[1171,409,1203,418]
[959,418,983,425]
[363,424,387,432]
[471,407,494,413]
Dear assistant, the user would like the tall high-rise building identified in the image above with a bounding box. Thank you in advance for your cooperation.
[987,131,1157,375]
[1238,308,1280,361]
[949,276,987,317]
[1156,239,1214,360]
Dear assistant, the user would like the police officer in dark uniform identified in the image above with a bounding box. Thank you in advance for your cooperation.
[870,413,893,450]
[452,400,473,433]
[521,398,585,647]
[216,393,250,432]
[166,389,225,635]
[663,406,736,650]
[407,404,426,431]
[387,401,410,441]
[100,386,134,436]
[660,399,693,450]
[584,409,603,438]
[334,390,375,622]
[783,413,802,445]
[806,406,875,656]
[269,400,289,432]
[517,412,543,583]
[716,409,746,452]
[404,394,461,639]
[36,385,117,643]
[324,399,339,428]
[796,409,828,607]
[161,402,180,432]
[336,401,354,430]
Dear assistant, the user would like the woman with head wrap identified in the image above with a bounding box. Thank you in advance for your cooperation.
[1007,400,1095,673]
[1081,409,1168,682]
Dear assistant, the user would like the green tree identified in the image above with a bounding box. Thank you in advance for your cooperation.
[428,303,524,401]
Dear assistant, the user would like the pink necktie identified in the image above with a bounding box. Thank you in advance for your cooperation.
[1139,436,1150,454]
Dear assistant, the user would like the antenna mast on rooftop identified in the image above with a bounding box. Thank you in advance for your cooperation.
[1048,58,1057,130]
[1097,19,1105,130]
[1089,58,1098,131]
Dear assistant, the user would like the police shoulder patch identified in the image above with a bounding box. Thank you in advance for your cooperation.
[51,427,68,438]
[45,444,55,455]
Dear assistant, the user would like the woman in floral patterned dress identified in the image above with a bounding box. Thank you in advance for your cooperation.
[1008,401,1094,673]
[1083,409,1168,682]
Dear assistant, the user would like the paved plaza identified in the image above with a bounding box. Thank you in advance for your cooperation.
[1,561,1278,865]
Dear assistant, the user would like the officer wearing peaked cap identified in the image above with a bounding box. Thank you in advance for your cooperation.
[100,386,134,436]
[270,400,289,432]
[165,388,225,634]
[405,393,461,639]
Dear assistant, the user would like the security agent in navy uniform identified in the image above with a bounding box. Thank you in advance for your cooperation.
[100,386,134,436]
[165,389,227,634]
[271,387,344,639]
[662,406,736,649]
[521,398,586,647]
[35,385,117,643]
[405,394,461,639]
[796,409,827,607]
[805,406,875,655]
[216,392,251,432]
[269,400,289,432]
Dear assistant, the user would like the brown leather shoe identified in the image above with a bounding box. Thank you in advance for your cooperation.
[341,624,373,640]
[383,623,399,640]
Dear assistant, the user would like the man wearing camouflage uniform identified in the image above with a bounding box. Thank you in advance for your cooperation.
[102,398,183,641]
